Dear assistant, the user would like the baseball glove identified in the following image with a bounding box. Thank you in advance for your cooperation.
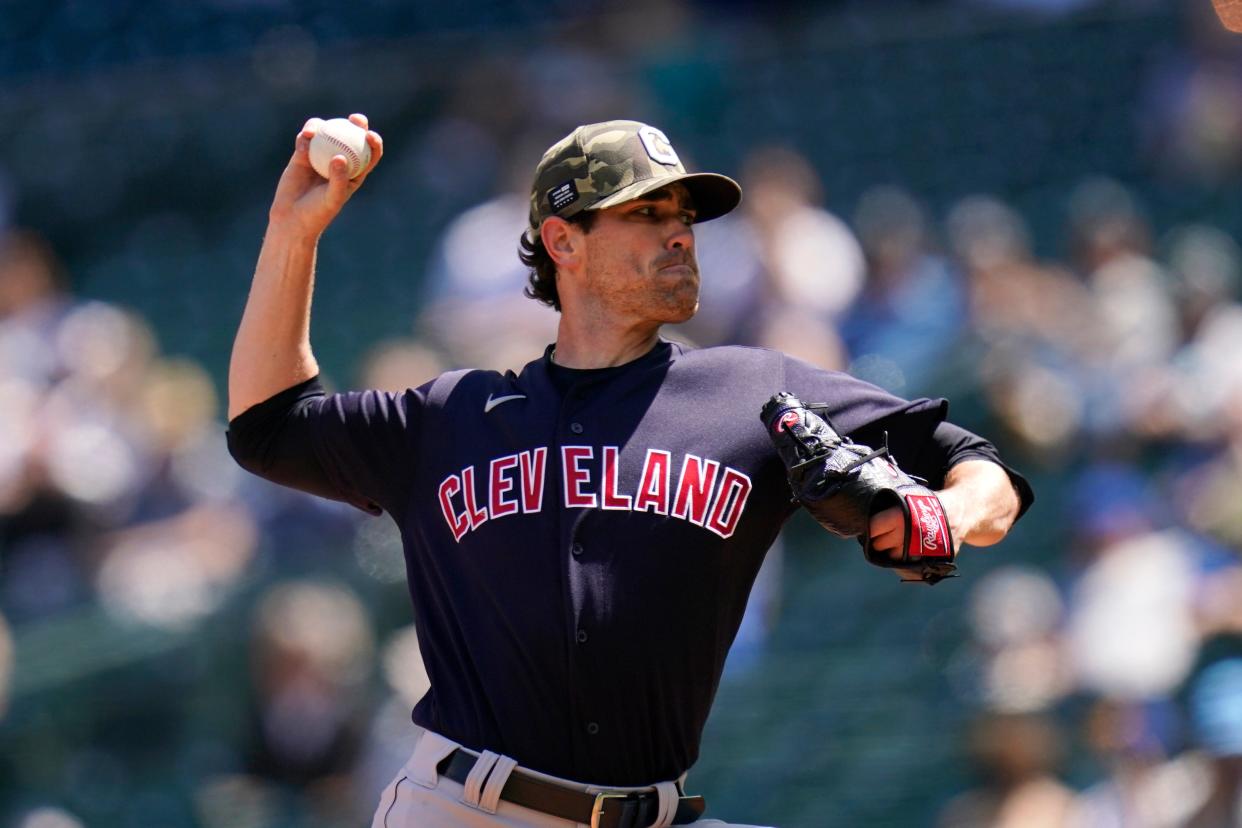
[760,391,957,585]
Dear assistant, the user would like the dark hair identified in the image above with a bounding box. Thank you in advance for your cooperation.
[519,211,597,312]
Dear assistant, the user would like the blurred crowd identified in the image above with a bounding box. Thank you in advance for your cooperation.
[0,227,412,827]
[7,161,1242,826]
[937,178,1242,826]
[4,1,1242,827]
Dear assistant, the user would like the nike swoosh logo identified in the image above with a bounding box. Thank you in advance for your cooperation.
[484,393,527,413]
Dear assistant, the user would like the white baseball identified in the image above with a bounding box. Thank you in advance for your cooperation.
[308,118,372,180]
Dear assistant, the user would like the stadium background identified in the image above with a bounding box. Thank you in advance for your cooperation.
[3,0,1242,825]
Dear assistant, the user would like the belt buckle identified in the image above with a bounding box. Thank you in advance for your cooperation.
[590,792,628,828]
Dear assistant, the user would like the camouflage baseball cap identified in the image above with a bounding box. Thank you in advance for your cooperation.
[528,120,742,231]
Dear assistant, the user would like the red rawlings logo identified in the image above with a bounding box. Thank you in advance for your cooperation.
[778,411,800,433]
[905,493,952,558]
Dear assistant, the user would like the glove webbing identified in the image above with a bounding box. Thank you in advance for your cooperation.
[789,443,889,478]
[786,403,892,484]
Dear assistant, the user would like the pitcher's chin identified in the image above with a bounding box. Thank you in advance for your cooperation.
[662,295,700,325]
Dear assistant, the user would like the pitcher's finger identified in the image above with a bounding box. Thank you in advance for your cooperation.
[294,117,324,156]
[358,130,383,177]
[323,155,353,205]
[300,117,325,137]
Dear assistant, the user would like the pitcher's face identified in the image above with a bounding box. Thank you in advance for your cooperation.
[577,184,700,324]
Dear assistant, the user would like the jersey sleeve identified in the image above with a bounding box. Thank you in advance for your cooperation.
[780,353,948,440]
[226,375,428,519]
[780,354,1034,518]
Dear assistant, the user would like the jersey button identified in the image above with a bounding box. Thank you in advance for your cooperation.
[576,629,588,643]
[586,722,600,736]
[571,542,584,557]
[569,422,584,434]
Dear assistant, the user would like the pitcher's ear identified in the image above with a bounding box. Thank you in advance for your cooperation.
[541,216,582,268]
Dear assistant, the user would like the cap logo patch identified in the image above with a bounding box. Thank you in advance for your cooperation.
[548,180,579,212]
[638,125,680,166]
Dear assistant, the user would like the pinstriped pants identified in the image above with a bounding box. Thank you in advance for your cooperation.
[370,728,772,828]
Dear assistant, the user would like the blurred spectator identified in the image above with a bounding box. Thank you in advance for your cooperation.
[52,301,156,416]
[1129,224,1242,443]
[1066,638,1242,826]
[246,580,374,786]
[937,713,1075,828]
[415,138,561,372]
[1177,649,1242,827]
[0,234,354,823]
[946,195,1097,460]
[1165,224,1242,352]
[731,145,859,368]
[94,501,257,631]
[1066,178,1178,374]
[1174,389,1242,550]
[1053,178,1180,442]
[1069,697,1203,828]
[0,230,71,385]
[1062,464,1200,702]
[196,580,380,827]
[842,185,967,397]
[1196,567,1242,643]
[1139,2,1242,183]
[963,565,1070,713]
[353,624,431,813]
[1167,640,1242,828]
[0,236,98,621]
[947,195,1094,356]
[355,338,444,394]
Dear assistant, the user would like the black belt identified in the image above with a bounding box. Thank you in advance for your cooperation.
[436,749,706,828]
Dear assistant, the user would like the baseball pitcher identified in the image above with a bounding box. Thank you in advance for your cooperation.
[227,116,1032,828]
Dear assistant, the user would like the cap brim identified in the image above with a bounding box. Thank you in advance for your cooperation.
[587,172,742,223]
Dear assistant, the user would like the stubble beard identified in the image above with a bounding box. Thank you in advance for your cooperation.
[650,250,701,323]
[582,247,701,325]
[663,269,700,323]
[589,268,697,324]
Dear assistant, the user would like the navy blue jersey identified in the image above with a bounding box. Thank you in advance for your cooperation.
[227,339,1031,785]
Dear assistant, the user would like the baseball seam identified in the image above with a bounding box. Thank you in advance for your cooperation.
[319,133,362,175]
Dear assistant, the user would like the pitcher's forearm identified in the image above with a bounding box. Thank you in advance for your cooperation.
[937,459,1021,547]
[228,223,322,420]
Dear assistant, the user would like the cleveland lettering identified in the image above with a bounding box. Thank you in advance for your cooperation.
[438,447,752,542]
